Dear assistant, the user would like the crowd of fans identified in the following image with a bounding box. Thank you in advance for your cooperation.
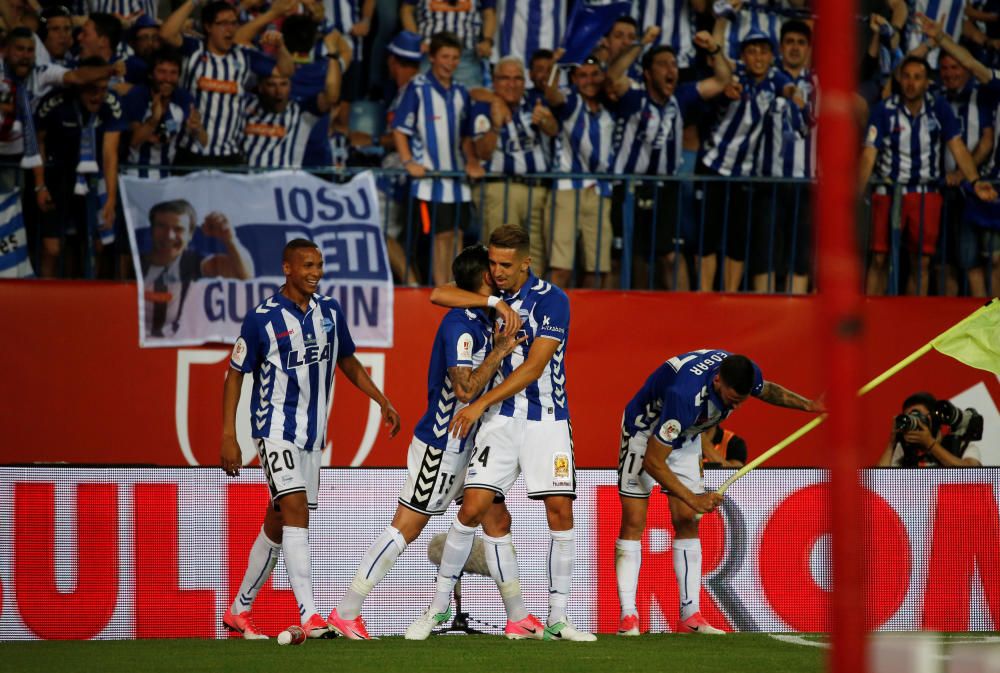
[0,0,999,294]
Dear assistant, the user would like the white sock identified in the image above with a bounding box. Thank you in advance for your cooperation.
[282,526,318,622]
[338,526,407,620]
[484,533,528,622]
[673,538,702,621]
[615,538,642,618]
[231,528,281,614]
[547,529,574,626]
[429,519,477,614]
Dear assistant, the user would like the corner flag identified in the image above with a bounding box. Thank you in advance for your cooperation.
[932,298,1000,375]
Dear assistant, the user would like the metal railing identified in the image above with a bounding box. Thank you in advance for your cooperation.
[9,162,998,296]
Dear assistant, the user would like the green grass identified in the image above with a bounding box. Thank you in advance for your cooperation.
[0,634,824,673]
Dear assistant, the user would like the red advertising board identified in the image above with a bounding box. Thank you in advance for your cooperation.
[1,281,996,467]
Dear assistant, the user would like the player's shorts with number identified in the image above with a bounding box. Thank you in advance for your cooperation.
[257,438,322,510]
[398,436,469,515]
[618,423,704,497]
[465,413,576,499]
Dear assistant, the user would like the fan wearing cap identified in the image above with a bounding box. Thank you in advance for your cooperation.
[696,16,805,293]
[121,14,161,89]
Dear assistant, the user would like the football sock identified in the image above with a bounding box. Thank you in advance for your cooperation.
[484,533,528,622]
[282,526,319,621]
[232,527,281,614]
[673,538,702,621]
[339,526,408,620]
[429,519,477,614]
[615,538,642,618]
[547,528,575,626]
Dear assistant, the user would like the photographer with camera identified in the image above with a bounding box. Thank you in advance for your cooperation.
[877,392,984,467]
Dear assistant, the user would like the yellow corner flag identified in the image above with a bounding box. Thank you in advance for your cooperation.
[931,298,1000,376]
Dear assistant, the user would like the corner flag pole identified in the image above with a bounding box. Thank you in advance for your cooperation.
[711,297,999,496]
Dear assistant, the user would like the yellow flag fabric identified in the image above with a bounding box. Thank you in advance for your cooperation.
[932,299,1000,375]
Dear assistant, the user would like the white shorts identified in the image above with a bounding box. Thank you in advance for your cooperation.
[465,413,576,499]
[398,436,470,516]
[256,438,322,510]
[617,425,704,498]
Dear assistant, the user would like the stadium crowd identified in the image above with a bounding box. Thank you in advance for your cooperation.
[0,0,999,294]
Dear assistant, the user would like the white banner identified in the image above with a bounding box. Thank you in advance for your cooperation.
[1,468,997,640]
[120,170,393,349]
[0,190,33,278]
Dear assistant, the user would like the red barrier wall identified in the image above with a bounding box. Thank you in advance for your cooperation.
[1,281,996,467]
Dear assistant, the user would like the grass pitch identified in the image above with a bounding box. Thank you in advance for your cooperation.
[2,634,824,673]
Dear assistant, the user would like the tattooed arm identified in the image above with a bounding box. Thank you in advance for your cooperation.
[758,381,825,413]
[448,326,526,404]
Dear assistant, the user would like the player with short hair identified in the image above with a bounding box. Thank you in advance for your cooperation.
[327,244,543,640]
[406,224,596,642]
[220,238,401,639]
[615,350,823,636]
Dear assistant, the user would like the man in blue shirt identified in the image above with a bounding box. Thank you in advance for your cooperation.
[327,244,542,640]
[406,224,595,642]
[220,239,401,640]
[615,350,823,636]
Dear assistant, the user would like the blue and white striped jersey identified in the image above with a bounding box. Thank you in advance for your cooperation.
[781,67,817,178]
[552,91,615,193]
[493,0,566,63]
[472,97,551,173]
[392,72,475,203]
[942,80,996,174]
[122,84,193,178]
[487,271,570,422]
[622,349,764,446]
[243,97,322,168]
[230,291,356,452]
[611,82,700,175]
[984,71,1000,177]
[413,308,493,452]
[87,0,157,17]
[866,93,961,192]
[756,95,804,177]
[701,64,793,177]
[904,0,968,66]
[633,0,697,69]
[322,0,363,62]
[178,37,277,157]
[403,0,497,51]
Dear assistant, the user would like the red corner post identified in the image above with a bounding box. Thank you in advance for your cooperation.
[814,0,865,671]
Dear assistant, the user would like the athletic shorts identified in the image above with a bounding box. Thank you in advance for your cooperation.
[256,438,322,510]
[870,191,942,255]
[398,436,470,516]
[617,423,703,498]
[464,413,576,499]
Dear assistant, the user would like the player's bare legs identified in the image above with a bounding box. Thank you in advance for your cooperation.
[668,495,723,635]
[615,496,649,634]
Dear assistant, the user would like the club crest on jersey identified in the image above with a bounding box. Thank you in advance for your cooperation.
[284,343,333,369]
[231,337,248,367]
[553,452,571,486]
[662,419,682,441]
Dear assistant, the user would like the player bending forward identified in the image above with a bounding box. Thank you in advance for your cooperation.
[221,239,400,639]
[615,350,823,635]
[327,245,544,639]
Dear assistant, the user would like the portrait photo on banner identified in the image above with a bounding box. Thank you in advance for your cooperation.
[120,170,393,349]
